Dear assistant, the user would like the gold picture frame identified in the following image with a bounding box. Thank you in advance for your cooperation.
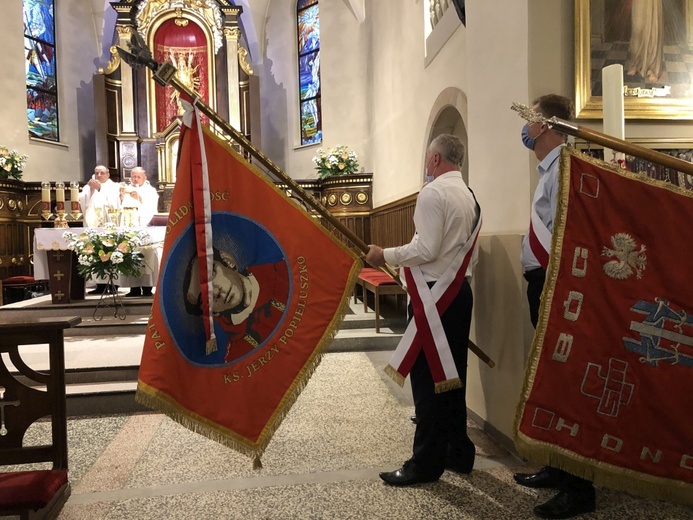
[575,0,693,120]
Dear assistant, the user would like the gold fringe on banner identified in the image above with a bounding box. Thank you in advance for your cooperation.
[515,432,693,506]
[135,258,362,465]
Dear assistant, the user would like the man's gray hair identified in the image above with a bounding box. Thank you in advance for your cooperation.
[429,134,466,168]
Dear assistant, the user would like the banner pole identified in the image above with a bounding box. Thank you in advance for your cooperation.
[512,102,693,176]
[116,41,495,368]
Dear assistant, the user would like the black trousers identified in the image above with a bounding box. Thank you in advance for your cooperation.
[524,268,595,499]
[409,279,475,478]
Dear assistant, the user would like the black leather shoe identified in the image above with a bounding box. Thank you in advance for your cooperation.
[88,285,106,295]
[379,462,438,486]
[142,287,153,296]
[514,467,559,489]
[533,490,596,519]
[125,288,142,297]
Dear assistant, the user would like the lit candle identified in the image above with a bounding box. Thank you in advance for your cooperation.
[41,181,51,213]
[69,181,79,212]
[602,64,625,164]
[55,181,65,212]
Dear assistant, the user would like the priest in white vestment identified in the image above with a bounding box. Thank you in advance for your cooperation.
[119,167,160,297]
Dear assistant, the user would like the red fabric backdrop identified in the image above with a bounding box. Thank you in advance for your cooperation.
[154,19,208,132]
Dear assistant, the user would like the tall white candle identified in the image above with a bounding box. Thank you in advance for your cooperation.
[41,181,51,213]
[69,181,79,211]
[55,181,65,212]
[602,64,625,164]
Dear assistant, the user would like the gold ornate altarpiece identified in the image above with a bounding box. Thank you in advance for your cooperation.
[101,0,254,211]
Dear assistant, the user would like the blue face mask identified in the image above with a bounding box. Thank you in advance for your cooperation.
[424,175,434,184]
[521,124,536,151]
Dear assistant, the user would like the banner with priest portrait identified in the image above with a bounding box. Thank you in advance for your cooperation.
[136,100,360,463]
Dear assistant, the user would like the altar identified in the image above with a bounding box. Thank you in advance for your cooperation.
[34,227,166,304]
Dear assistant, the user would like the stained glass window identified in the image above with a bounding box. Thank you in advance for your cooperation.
[297,0,321,145]
[24,0,58,141]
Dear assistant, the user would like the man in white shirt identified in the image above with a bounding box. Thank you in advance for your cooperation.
[365,134,480,486]
[119,166,160,297]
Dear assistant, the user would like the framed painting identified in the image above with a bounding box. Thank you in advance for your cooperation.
[576,0,693,120]
[575,138,693,189]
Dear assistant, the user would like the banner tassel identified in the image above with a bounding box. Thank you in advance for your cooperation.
[253,456,263,470]
[206,336,218,355]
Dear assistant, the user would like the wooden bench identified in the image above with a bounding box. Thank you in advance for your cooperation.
[355,268,407,333]
[0,316,80,519]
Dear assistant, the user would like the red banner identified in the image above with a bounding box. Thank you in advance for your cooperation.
[136,119,359,462]
[515,148,692,505]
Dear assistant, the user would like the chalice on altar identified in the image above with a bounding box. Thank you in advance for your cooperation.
[106,205,121,227]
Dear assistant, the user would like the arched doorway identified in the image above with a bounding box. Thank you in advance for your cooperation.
[424,87,469,184]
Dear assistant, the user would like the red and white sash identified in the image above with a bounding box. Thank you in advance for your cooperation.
[528,204,551,269]
[385,208,482,393]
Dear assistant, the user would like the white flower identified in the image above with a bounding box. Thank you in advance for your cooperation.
[78,255,92,266]
[110,251,124,264]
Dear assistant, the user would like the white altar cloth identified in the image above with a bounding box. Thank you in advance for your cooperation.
[33,227,166,286]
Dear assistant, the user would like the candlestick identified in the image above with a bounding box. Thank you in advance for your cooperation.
[602,64,625,164]
[54,181,68,228]
[55,181,65,207]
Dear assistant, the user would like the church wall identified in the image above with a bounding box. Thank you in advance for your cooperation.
[0,0,99,182]
[259,0,369,178]
[462,0,534,446]
[365,2,467,206]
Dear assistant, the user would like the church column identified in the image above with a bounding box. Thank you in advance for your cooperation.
[115,25,137,136]
[223,27,242,131]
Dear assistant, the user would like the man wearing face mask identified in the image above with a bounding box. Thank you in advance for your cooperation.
[514,94,597,519]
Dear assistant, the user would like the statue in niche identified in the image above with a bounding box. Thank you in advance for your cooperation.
[169,49,200,115]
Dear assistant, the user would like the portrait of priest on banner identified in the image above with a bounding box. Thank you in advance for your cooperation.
[162,214,290,366]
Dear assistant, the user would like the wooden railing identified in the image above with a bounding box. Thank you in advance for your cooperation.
[0,179,43,280]
[369,193,418,249]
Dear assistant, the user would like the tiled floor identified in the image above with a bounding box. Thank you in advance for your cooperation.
[12,351,692,519]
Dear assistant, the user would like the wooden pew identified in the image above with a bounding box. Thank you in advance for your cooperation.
[356,268,407,333]
[0,316,80,519]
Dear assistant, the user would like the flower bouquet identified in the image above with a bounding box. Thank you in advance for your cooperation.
[312,145,360,179]
[0,146,29,180]
[63,224,151,282]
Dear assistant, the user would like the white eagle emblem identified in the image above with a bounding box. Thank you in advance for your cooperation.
[602,233,647,280]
